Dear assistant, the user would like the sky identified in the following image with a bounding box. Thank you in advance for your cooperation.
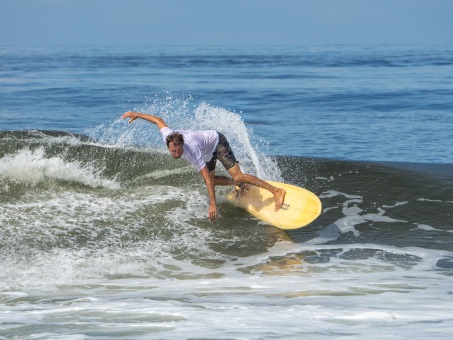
[1,0,453,46]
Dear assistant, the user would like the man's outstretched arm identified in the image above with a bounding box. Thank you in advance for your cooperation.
[122,111,169,130]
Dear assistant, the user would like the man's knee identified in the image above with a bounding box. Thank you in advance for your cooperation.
[231,172,247,183]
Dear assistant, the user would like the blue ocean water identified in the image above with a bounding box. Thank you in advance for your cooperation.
[1,45,453,339]
[1,44,452,163]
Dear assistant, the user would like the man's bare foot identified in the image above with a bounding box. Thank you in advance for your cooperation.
[274,188,286,211]
[235,183,251,200]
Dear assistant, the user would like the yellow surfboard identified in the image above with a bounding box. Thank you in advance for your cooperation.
[227,181,322,230]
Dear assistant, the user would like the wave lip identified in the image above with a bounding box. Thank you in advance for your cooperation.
[0,146,119,189]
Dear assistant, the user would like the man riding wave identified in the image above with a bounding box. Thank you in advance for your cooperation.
[122,111,286,221]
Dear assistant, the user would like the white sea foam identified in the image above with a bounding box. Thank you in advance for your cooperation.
[0,183,228,290]
[2,212,453,339]
[317,190,407,238]
[0,147,119,189]
[417,224,438,231]
[320,190,362,200]
[382,201,408,208]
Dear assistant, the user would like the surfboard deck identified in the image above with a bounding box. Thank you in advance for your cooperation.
[227,181,322,230]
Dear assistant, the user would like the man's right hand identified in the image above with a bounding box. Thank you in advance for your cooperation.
[121,111,139,124]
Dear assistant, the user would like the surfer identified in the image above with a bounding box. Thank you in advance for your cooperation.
[121,111,286,221]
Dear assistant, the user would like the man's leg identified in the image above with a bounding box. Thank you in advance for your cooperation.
[226,163,286,211]
[212,174,235,186]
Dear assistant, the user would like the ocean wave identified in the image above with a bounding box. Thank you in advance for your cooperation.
[0,128,452,290]
[0,147,120,189]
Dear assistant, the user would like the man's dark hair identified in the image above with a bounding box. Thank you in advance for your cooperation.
[166,132,184,147]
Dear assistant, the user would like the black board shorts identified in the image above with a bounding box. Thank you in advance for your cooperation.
[206,132,238,172]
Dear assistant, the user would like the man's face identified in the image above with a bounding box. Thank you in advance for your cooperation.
[168,142,184,159]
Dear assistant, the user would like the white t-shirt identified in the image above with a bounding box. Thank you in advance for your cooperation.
[160,127,219,171]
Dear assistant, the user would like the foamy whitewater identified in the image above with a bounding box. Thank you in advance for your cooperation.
[1,45,453,339]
